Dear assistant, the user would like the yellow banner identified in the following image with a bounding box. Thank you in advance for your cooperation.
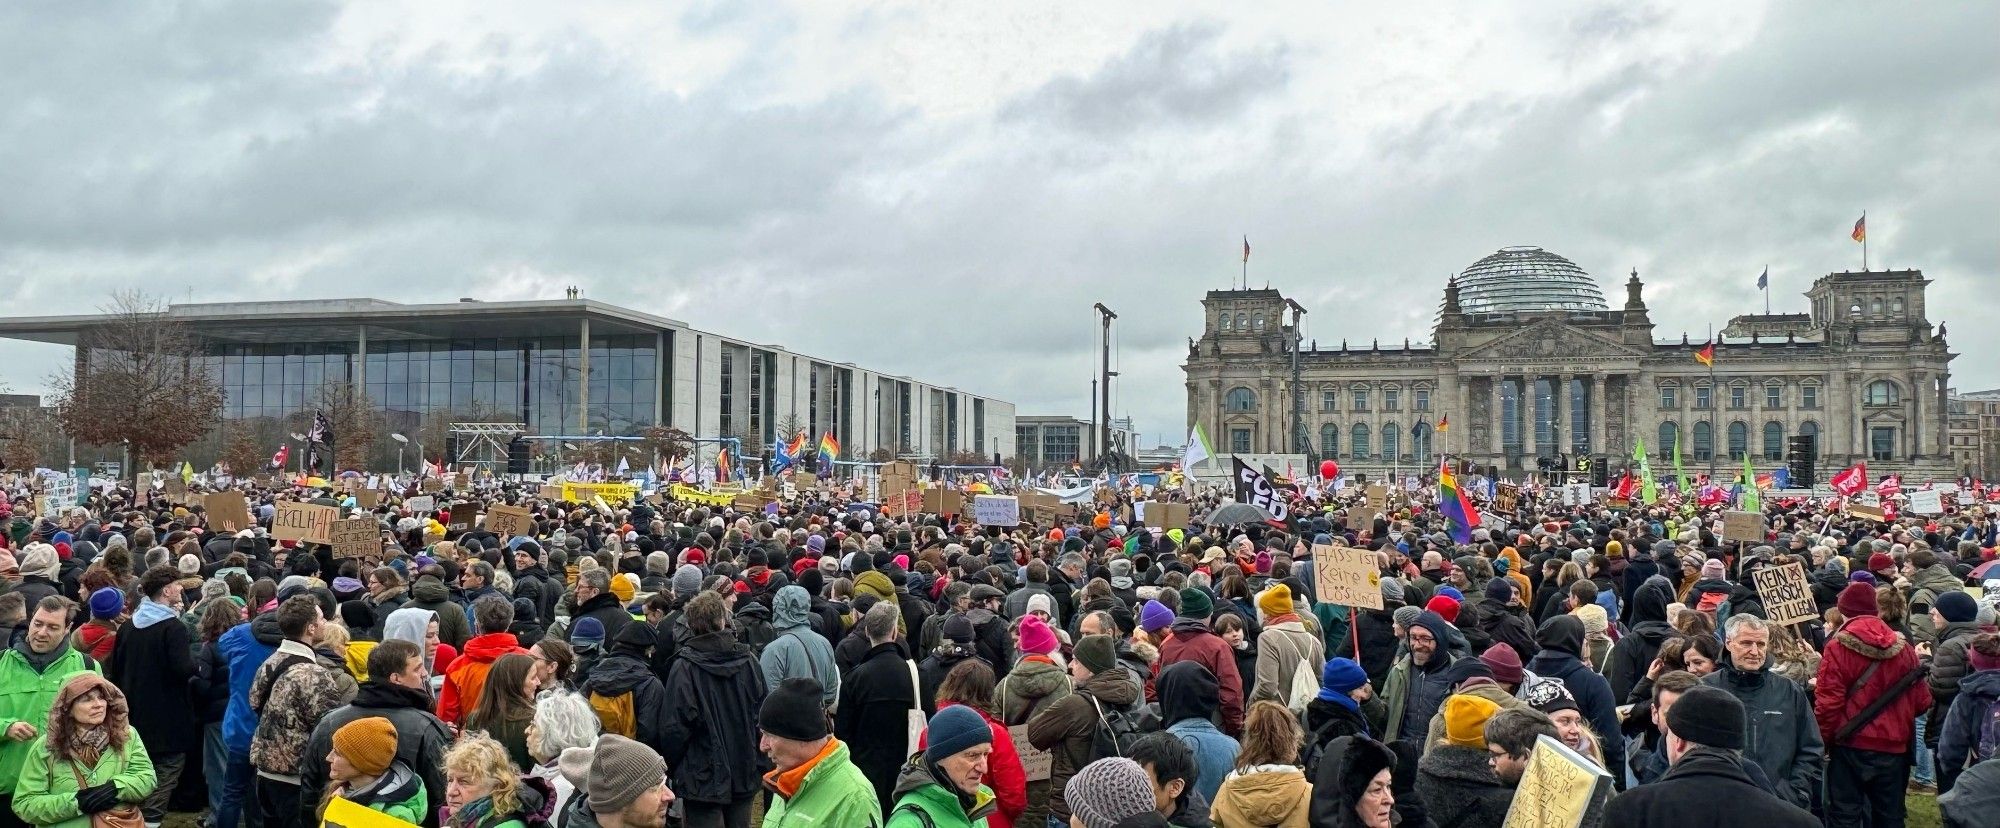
[669,484,735,507]
[559,481,641,505]
[323,796,419,828]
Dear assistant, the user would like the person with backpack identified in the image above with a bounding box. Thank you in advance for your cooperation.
[1025,634,1141,828]
[658,592,765,828]
[1936,633,2000,795]
[1249,584,1324,711]
[250,594,359,828]
[1814,583,1933,828]
[578,622,669,755]
[761,585,840,712]
[996,611,1069,828]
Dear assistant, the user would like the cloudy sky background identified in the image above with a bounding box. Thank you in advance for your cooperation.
[2,1,1995,449]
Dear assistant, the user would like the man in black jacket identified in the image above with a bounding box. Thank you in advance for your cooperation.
[510,541,558,630]
[1701,614,1823,811]
[106,565,198,827]
[1605,685,1817,828]
[833,602,916,817]
[660,592,766,828]
[295,641,452,827]
[569,568,631,645]
[1606,575,1678,703]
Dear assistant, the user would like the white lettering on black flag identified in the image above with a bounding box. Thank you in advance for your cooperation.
[1232,458,1290,522]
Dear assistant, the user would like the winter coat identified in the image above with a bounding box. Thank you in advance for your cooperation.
[72,621,119,663]
[1250,619,1324,707]
[1601,747,1817,828]
[916,646,983,717]
[566,592,631,647]
[1208,765,1311,828]
[190,637,232,724]
[1605,576,1676,706]
[340,759,429,825]
[438,631,527,725]
[368,588,409,638]
[298,681,453,828]
[218,612,282,753]
[408,578,472,650]
[733,602,777,657]
[1303,696,1373,763]
[511,567,558,630]
[1620,551,1662,620]
[1380,652,1457,744]
[1938,755,2000,828]
[579,649,670,754]
[105,600,198,756]
[250,639,359,779]
[1026,666,1141,821]
[1906,565,1964,645]
[10,729,155,828]
[1814,616,1932,754]
[0,643,101,799]
[1160,661,1240,805]
[1703,657,1823,809]
[1928,618,1988,722]
[1003,583,1059,626]
[1424,680,1526,750]
[883,755,997,828]
[1938,669,2000,790]
[1413,744,1512,828]
[834,641,919,815]
[966,607,1013,680]
[918,703,1026,828]
[1154,619,1246,735]
[661,630,767,805]
[761,588,841,711]
[1526,649,1625,781]
[759,738,883,828]
[997,653,1070,828]
[1475,599,1539,664]
[1351,608,1399,686]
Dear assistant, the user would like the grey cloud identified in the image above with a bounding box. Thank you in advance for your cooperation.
[999,21,1290,136]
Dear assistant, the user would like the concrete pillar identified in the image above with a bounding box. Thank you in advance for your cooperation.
[577,317,591,433]
[1555,373,1572,457]
[1488,376,1503,462]
[1590,373,1608,457]
[355,327,367,388]
[1524,376,1539,458]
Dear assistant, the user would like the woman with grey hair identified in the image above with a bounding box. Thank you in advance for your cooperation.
[524,691,599,818]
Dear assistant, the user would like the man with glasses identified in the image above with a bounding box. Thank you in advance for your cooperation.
[569,568,631,644]
[1381,610,1460,742]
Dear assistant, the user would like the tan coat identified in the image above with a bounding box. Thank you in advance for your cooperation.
[1250,620,1325,706]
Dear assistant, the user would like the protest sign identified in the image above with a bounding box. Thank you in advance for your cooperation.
[560,481,640,505]
[325,793,420,828]
[405,495,436,515]
[485,504,534,536]
[1502,735,1609,828]
[1346,506,1379,531]
[1846,503,1887,522]
[1721,511,1765,543]
[538,484,564,501]
[273,501,337,545]
[972,495,1020,526]
[1143,501,1190,529]
[1312,543,1385,610]
[1496,484,1519,512]
[883,489,923,518]
[205,490,252,532]
[446,502,478,533]
[330,518,380,558]
[420,477,443,493]
[1752,561,1817,626]
[1908,489,1943,514]
[923,488,963,516]
[1009,725,1051,782]
[1365,484,1388,511]
[355,489,380,509]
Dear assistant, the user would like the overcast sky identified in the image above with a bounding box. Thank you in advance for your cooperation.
[2,1,1995,448]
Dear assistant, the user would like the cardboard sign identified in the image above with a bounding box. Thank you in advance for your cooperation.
[1908,489,1943,514]
[446,502,478,533]
[485,504,534,536]
[1497,484,1519,512]
[1846,503,1887,522]
[1365,484,1388,511]
[538,484,565,501]
[1143,501,1191,529]
[330,517,381,558]
[1009,725,1051,782]
[205,490,252,532]
[882,489,923,518]
[273,501,338,545]
[798,472,818,489]
[1346,506,1379,531]
[1721,511,1765,543]
[923,488,963,516]
[421,477,443,493]
[355,489,380,509]
[972,495,1020,526]
[1752,561,1817,626]
[1312,543,1385,610]
[405,495,436,515]
[1502,735,1610,828]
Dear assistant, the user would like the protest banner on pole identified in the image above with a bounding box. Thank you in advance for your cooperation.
[1752,561,1817,626]
[1312,543,1385,610]
[1721,511,1765,543]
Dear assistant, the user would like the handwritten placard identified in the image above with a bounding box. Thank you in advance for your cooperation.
[405,495,436,515]
[1721,511,1765,543]
[330,517,380,559]
[1009,725,1051,782]
[972,495,1020,526]
[1312,543,1384,610]
[1752,561,1817,626]
[485,504,533,537]
[355,488,380,509]
[1502,735,1609,828]
[1908,489,1943,515]
[273,501,338,545]
[205,491,252,532]
[446,502,478,533]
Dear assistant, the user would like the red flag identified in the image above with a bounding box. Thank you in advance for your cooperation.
[1876,474,1901,497]
[1613,472,1637,500]
[1830,463,1868,497]
[269,444,290,469]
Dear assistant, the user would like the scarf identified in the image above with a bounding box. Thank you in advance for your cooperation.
[446,795,496,828]
[68,725,112,768]
[1266,612,1300,626]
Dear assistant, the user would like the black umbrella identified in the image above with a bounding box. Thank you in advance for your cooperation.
[1205,502,1277,526]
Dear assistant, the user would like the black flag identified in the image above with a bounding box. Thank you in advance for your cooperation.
[1232,458,1290,522]
[307,409,334,474]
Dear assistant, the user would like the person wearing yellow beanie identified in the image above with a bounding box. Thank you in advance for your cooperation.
[1417,694,1513,827]
[1256,584,1294,619]
[333,717,399,778]
[1441,694,1501,749]
[610,571,638,605]
[327,716,428,824]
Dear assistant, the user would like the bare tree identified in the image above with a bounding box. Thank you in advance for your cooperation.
[775,415,807,446]
[634,425,696,467]
[48,292,223,483]
[219,429,263,478]
[0,404,66,471]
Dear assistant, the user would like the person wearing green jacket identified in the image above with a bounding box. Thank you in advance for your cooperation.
[886,706,998,828]
[1,597,104,824]
[758,678,882,828]
[322,717,428,825]
[11,673,155,828]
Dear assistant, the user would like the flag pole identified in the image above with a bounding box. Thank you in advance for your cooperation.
[1763,265,1770,315]
[1861,210,1869,271]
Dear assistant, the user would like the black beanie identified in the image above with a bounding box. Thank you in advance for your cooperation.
[1665,684,1745,750]
[759,677,830,741]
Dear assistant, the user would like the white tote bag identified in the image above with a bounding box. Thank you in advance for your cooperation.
[906,658,926,757]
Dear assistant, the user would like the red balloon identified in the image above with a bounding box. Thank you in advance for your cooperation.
[1320,460,1339,480]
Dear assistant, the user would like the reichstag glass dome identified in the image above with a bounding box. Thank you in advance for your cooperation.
[1453,246,1609,314]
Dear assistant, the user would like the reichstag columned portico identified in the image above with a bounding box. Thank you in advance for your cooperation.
[1184,246,1957,481]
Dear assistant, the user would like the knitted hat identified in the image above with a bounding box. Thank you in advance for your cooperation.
[1139,600,1174,633]
[1443,694,1500,749]
[1935,590,1979,623]
[1524,676,1579,716]
[1074,634,1117,674]
[1437,585,1464,603]
[1478,643,1524,686]
[178,554,202,575]
[1571,603,1609,638]
[759,677,829,741]
[1256,584,1292,618]
[1850,570,1877,586]
[587,735,666,814]
[942,615,975,644]
[1017,615,1058,656]
[1392,605,1423,631]
[88,587,123,620]
[1483,578,1514,604]
[1317,658,1368,702]
[1026,592,1054,618]
[332,717,399,777]
[671,564,703,598]
[1868,552,1895,572]
[1700,558,1726,580]
[1970,637,2000,672]
[1424,594,1461,624]
[1665,685,1746,750]
[18,544,57,580]
[610,573,637,604]
[1837,582,1879,618]
[571,616,606,645]
[1065,758,1159,828]
[1178,587,1213,619]
[924,704,992,762]
[1380,577,1406,605]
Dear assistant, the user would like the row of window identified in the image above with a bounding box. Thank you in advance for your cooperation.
[1660,382,1819,410]
[1226,386,1433,413]
[1655,420,1821,462]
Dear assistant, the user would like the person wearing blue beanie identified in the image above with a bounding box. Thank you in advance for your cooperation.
[572,615,606,645]
[923,704,993,764]
[1437,585,1464,603]
[1306,657,1374,749]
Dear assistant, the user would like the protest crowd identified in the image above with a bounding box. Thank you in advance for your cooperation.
[4,450,2000,828]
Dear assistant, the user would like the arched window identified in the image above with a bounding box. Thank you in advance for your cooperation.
[1352,423,1371,458]
[1320,424,1339,458]
[1800,420,1819,448]
[1892,297,1905,313]
[1234,313,1246,331]
[1865,381,1899,405]
[1870,298,1883,315]
[1727,422,1749,460]
[1657,421,1679,457]
[1383,423,1402,459]
[1219,314,1232,331]
[1411,422,1432,459]
[1226,387,1257,412]
[1253,316,1265,331]
[1692,421,1713,461]
[1763,421,1785,461]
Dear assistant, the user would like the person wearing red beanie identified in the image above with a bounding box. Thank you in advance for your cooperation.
[1835,582,1879,620]
[1425,594,1462,625]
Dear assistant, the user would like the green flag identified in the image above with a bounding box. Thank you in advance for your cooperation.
[1634,437,1658,504]
[1672,431,1691,496]
[1741,454,1760,513]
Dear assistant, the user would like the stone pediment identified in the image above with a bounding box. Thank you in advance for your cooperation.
[1473,319,1646,361]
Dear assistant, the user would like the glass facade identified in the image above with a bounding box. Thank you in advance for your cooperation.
[213,343,354,420]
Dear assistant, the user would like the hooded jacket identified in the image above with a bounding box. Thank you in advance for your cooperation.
[1607,576,1678,703]
[1413,744,1512,828]
[1159,661,1240,806]
[884,754,997,828]
[1209,765,1311,828]
[408,577,472,650]
[662,628,767,804]
[1154,618,1246,736]
[1025,665,1141,821]
[761,586,840,710]
[1702,654,1823,809]
[1380,611,1458,743]
[1907,565,1966,645]
[1938,668,2000,791]
[584,622,671,745]
[1525,615,1624,782]
[340,759,429,824]
[1475,597,1539,665]
[102,596,198,758]
[996,651,1070,828]
[438,631,527,726]
[218,612,285,753]
[0,636,101,787]
[1602,748,1818,828]
[298,680,453,828]
[1814,615,1932,753]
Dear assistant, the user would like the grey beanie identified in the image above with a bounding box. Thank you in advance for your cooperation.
[1393,605,1423,631]
[1380,577,1406,604]
[645,551,672,575]
[671,564,704,598]
[1066,758,1160,828]
[587,734,665,814]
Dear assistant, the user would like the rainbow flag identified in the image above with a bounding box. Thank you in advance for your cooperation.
[786,430,808,459]
[818,432,840,466]
[715,446,733,483]
[1438,457,1480,545]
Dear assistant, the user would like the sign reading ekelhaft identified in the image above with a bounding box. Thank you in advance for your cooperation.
[1232,458,1290,522]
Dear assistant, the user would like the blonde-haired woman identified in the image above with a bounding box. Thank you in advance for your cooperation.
[12,674,155,828]
[441,734,550,828]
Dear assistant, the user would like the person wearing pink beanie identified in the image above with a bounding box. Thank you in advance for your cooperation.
[1017,614,1059,657]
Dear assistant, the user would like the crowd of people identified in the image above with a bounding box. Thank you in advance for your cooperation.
[2,468,1999,828]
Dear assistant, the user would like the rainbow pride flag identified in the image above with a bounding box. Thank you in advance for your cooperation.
[1438,457,1480,545]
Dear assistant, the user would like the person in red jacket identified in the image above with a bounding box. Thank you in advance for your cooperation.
[920,660,1026,828]
[1151,588,1245,736]
[437,595,528,725]
[1814,583,1932,828]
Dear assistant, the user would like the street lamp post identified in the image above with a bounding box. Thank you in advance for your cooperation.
[288,432,307,475]
[390,432,408,475]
